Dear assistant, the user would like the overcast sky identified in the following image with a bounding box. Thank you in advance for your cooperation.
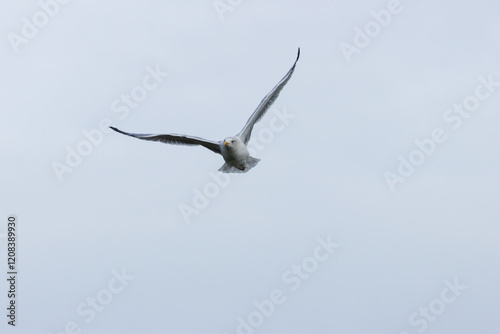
[1,0,499,333]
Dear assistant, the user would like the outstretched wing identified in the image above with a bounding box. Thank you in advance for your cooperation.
[109,126,221,154]
[238,48,300,144]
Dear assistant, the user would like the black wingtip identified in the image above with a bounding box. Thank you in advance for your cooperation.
[296,47,300,61]
[109,126,124,135]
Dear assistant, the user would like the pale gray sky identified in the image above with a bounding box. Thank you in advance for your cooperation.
[1,0,499,333]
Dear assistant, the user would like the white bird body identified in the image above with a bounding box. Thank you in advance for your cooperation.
[218,136,259,173]
[110,48,300,173]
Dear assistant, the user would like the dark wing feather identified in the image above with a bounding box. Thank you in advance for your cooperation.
[109,126,221,154]
[238,48,300,144]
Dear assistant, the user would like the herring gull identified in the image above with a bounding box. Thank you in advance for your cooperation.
[110,48,300,173]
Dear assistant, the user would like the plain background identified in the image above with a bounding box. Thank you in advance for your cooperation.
[1,0,499,333]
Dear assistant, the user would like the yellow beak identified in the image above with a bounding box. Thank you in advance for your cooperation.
[224,141,229,146]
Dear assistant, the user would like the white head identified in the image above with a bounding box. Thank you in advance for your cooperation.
[221,136,249,162]
[223,137,241,149]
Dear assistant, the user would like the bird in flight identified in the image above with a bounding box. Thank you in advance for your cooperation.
[110,48,300,173]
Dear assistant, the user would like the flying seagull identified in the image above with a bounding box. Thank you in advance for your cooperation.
[110,48,300,173]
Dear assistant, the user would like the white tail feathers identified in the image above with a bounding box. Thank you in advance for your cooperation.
[218,156,261,173]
